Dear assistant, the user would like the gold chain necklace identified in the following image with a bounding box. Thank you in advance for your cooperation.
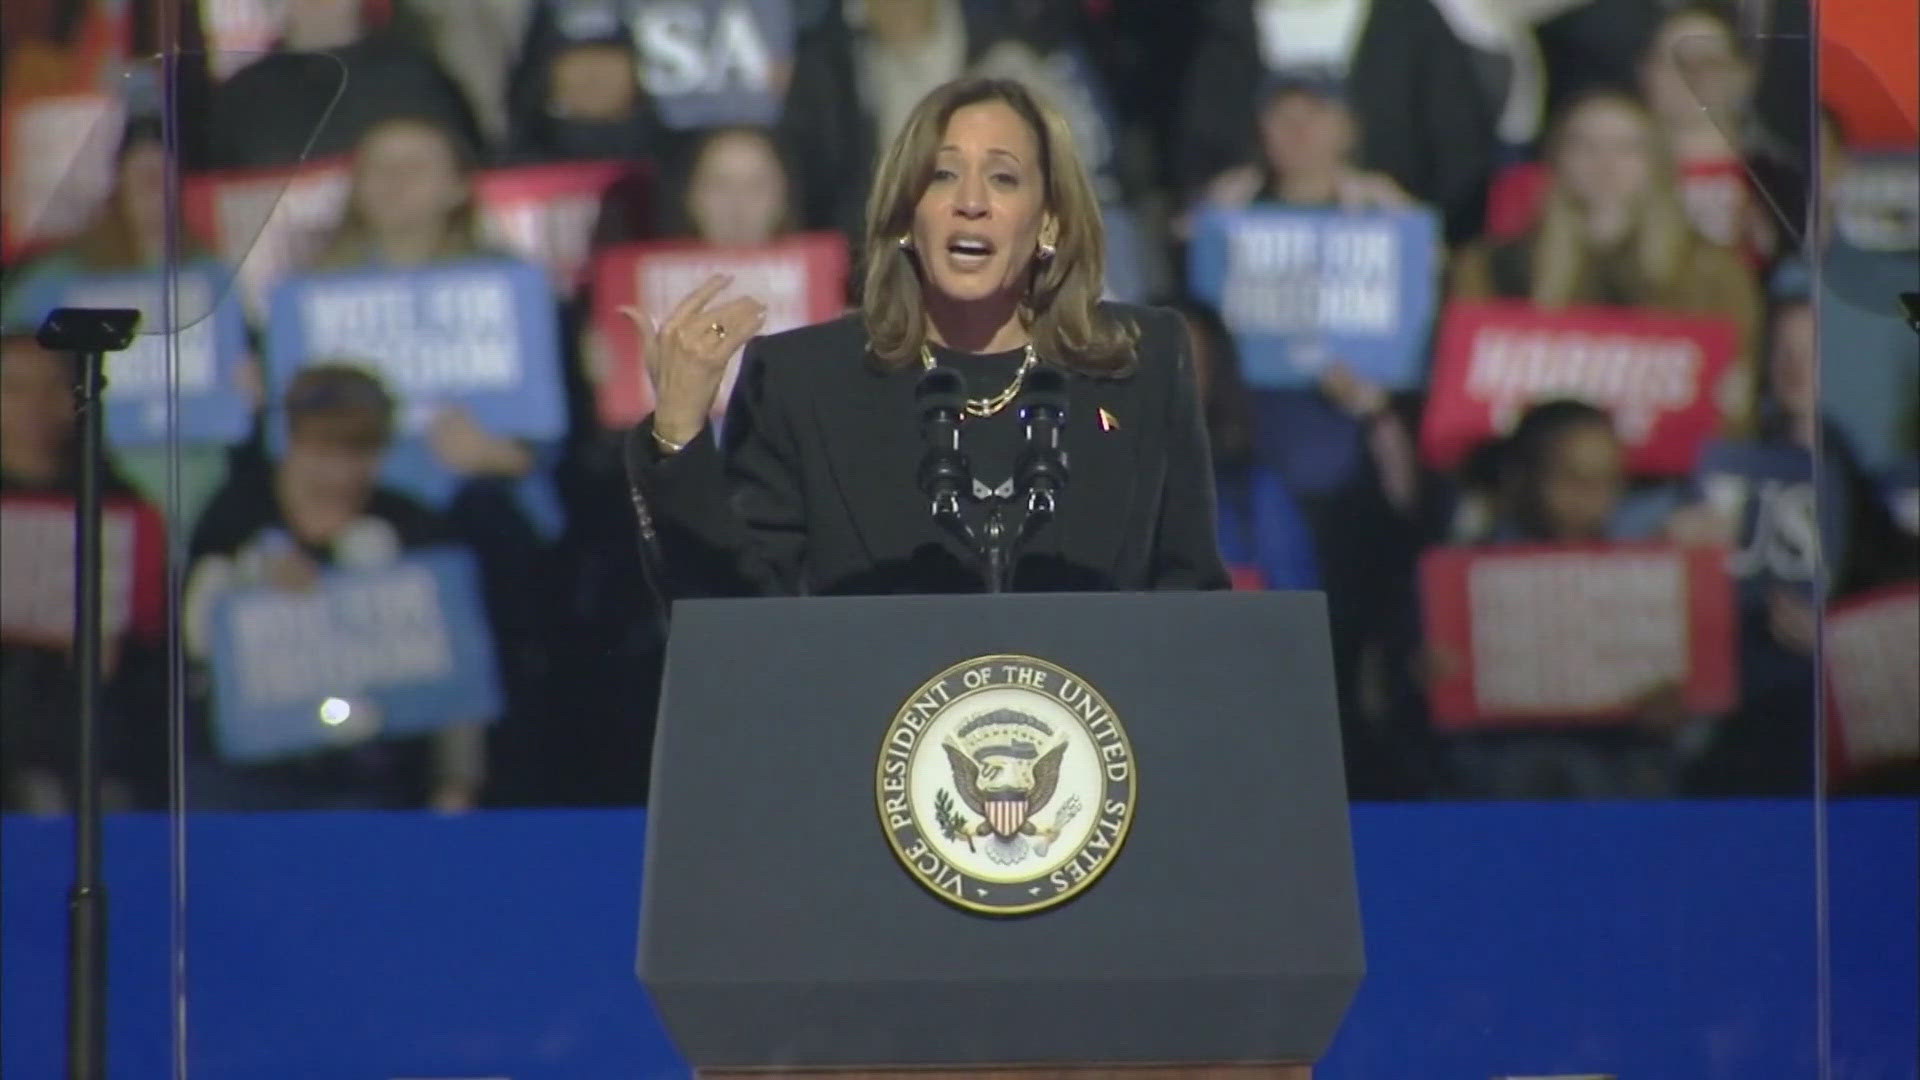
[919,341,1038,418]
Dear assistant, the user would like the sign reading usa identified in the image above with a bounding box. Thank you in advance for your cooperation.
[1694,439,1849,605]
[475,160,649,298]
[1419,543,1737,730]
[207,546,502,764]
[45,266,253,445]
[1186,205,1440,390]
[1421,301,1740,474]
[629,0,797,130]
[0,493,167,648]
[590,233,849,427]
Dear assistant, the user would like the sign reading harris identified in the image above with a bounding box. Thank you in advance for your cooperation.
[0,493,167,648]
[1419,543,1737,730]
[474,160,649,298]
[1824,584,1920,780]
[1186,205,1440,390]
[1420,301,1740,475]
[207,546,502,765]
[590,233,849,427]
[41,267,254,446]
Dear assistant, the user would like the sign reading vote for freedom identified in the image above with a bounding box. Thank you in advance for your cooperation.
[1421,301,1740,475]
[40,266,253,445]
[475,160,649,298]
[181,156,354,321]
[1419,543,1737,729]
[0,493,167,649]
[1824,584,1920,779]
[590,233,849,427]
[207,546,502,764]
[1186,205,1440,390]
[267,257,567,444]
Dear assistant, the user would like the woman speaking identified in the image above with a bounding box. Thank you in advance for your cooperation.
[624,77,1228,596]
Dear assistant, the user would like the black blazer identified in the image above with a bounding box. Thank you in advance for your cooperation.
[626,302,1229,597]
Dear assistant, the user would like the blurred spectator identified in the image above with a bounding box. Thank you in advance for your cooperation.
[1530,0,1662,118]
[778,0,992,242]
[665,125,795,245]
[2,116,260,527]
[1681,292,1919,795]
[1176,0,1498,242]
[407,0,539,147]
[1441,398,1699,798]
[1175,298,1319,592]
[1427,0,1555,156]
[202,0,483,170]
[505,0,663,164]
[182,363,487,810]
[308,112,571,803]
[1,335,167,812]
[1452,88,1762,429]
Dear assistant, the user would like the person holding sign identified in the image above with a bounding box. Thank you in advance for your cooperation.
[183,366,492,811]
[1450,90,1763,432]
[2,336,169,812]
[625,76,1228,596]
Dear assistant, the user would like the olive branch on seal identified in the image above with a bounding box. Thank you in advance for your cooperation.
[934,789,975,852]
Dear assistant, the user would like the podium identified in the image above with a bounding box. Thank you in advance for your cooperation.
[638,592,1363,1078]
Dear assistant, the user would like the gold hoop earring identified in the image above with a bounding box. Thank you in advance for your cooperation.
[1037,242,1057,261]
[897,233,913,251]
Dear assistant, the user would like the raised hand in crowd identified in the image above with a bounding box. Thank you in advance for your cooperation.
[261,548,322,593]
[620,273,768,449]
[429,406,535,477]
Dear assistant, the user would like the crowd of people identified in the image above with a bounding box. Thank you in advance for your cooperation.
[2,0,1914,812]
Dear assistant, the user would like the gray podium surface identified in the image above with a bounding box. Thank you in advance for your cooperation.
[639,591,1363,1069]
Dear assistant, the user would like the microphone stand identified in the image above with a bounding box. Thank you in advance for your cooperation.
[36,308,141,1080]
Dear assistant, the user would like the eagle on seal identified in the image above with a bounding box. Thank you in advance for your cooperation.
[941,709,1078,864]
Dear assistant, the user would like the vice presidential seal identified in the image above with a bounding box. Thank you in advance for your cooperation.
[876,655,1136,915]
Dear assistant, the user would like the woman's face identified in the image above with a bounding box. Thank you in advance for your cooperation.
[351,121,469,241]
[549,43,638,120]
[0,342,74,469]
[1554,100,1658,215]
[687,131,789,247]
[1641,13,1751,121]
[1768,303,1817,420]
[1535,422,1625,541]
[909,100,1051,308]
[1258,91,1355,182]
[116,141,166,246]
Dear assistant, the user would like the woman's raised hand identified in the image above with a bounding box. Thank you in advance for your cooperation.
[620,273,767,446]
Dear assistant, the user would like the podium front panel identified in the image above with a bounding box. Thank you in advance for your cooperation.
[639,591,1363,1069]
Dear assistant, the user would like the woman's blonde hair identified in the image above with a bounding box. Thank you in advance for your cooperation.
[860,77,1136,374]
[313,116,485,271]
[1531,89,1698,307]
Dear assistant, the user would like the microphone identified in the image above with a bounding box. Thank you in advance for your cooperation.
[915,366,971,522]
[1016,365,1069,519]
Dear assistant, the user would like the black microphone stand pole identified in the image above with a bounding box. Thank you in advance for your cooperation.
[37,307,141,1080]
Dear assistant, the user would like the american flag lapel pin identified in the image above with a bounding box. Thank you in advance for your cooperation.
[1098,407,1119,432]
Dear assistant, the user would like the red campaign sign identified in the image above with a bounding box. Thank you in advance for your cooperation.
[0,492,167,649]
[1824,583,1920,777]
[181,156,354,321]
[0,91,125,264]
[1420,300,1739,475]
[474,160,649,298]
[1419,542,1737,730]
[588,233,851,429]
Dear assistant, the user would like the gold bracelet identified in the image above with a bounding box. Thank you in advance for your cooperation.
[652,427,689,456]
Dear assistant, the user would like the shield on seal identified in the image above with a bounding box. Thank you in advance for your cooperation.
[985,792,1028,838]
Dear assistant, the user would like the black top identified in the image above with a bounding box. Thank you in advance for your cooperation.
[627,301,1230,596]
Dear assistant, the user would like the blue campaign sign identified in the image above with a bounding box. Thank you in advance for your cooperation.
[207,546,503,765]
[265,257,566,505]
[1695,439,1849,604]
[4,261,252,446]
[1188,205,1440,390]
[630,0,796,129]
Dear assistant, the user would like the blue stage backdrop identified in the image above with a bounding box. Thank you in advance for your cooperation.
[3,802,1914,1079]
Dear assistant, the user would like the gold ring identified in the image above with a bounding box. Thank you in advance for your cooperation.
[709,321,727,339]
